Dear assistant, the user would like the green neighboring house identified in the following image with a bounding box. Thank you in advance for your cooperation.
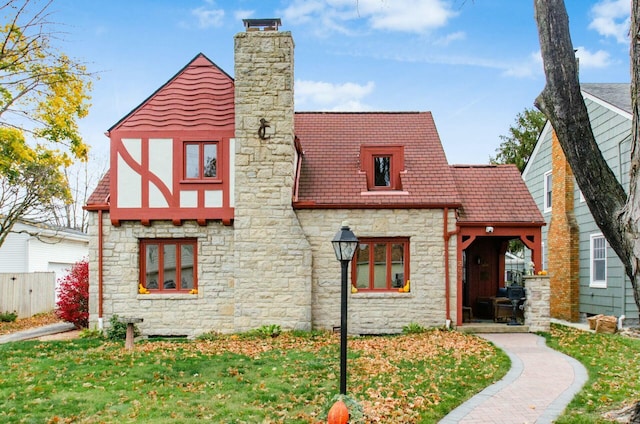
[522,83,638,325]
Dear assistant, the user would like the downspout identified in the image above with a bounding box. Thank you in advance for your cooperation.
[443,208,460,327]
[98,209,104,330]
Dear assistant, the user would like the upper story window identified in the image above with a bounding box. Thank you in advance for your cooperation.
[590,233,607,288]
[543,170,552,212]
[353,237,410,291]
[185,142,217,180]
[361,146,404,191]
[140,239,197,292]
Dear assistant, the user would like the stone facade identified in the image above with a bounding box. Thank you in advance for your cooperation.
[524,275,551,332]
[297,208,458,334]
[87,212,237,337]
[548,132,580,321]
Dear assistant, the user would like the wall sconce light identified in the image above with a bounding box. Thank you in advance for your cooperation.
[258,118,271,140]
[485,226,494,233]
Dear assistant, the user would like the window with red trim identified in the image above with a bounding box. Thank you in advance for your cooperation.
[140,239,197,292]
[353,238,409,291]
[184,142,218,180]
[361,146,404,190]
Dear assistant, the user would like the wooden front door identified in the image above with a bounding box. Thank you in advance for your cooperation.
[465,237,499,319]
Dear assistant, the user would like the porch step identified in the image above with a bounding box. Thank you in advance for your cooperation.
[457,323,530,334]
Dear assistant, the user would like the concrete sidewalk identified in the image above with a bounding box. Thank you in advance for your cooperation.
[0,322,76,343]
[439,333,588,424]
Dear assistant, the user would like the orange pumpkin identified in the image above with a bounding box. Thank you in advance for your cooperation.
[327,400,349,424]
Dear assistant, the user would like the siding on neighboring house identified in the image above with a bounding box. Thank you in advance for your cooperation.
[0,221,89,283]
[575,95,633,318]
[523,83,638,323]
[522,122,553,270]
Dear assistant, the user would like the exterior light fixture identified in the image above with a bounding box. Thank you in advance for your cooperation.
[331,222,358,395]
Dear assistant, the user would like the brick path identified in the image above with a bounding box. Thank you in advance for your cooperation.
[439,333,588,424]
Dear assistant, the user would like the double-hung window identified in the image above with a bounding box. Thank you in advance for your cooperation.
[543,171,552,212]
[590,234,607,288]
[140,239,197,292]
[354,238,409,291]
[184,142,218,180]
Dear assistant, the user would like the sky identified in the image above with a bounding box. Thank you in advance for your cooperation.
[43,0,631,168]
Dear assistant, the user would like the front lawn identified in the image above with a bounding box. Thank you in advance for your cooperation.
[0,329,508,423]
[546,324,640,423]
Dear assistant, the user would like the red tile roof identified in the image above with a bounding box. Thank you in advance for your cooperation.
[109,54,234,133]
[86,171,110,206]
[450,165,545,224]
[294,112,461,207]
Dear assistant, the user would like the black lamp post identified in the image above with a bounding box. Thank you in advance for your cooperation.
[331,223,359,395]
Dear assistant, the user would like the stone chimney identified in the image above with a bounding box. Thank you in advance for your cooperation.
[547,131,580,321]
[232,19,312,332]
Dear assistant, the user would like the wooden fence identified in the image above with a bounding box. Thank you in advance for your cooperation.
[0,273,56,318]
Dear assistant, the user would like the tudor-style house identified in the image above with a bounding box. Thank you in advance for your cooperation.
[86,20,546,337]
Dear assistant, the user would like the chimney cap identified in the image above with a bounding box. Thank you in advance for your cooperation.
[243,18,281,31]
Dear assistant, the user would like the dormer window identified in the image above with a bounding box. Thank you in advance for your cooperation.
[362,146,404,191]
[374,156,391,187]
[185,142,218,180]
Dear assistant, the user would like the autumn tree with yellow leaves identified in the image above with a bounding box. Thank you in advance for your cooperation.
[0,0,91,247]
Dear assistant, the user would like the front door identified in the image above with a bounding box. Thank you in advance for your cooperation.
[465,237,499,320]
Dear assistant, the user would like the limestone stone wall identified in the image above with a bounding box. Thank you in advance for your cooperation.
[233,30,312,331]
[524,275,550,332]
[87,212,236,337]
[297,208,458,334]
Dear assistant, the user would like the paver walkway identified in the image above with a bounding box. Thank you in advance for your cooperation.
[439,333,588,424]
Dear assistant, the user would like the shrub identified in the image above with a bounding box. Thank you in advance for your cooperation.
[106,314,140,341]
[0,310,18,322]
[79,327,105,339]
[402,322,427,334]
[254,324,281,338]
[55,259,89,328]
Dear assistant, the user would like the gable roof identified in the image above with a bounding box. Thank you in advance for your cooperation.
[451,164,544,224]
[86,171,110,206]
[108,53,235,133]
[294,112,461,208]
[523,83,631,179]
[581,83,631,115]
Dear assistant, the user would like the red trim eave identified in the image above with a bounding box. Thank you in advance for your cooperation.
[84,203,110,212]
[458,221,545,228]
[292,202,462,210]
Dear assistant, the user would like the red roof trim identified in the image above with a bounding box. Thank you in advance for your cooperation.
[293,201,462,210]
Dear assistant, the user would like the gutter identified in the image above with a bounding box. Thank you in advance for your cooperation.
[443,207,460,327]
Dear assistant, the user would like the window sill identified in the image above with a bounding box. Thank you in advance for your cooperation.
[352,291,413,299]
[360,190,409,196]
[137,293,200,300]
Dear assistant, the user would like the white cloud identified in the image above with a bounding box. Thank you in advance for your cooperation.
[574,46,612,68]
[357,0,458,33]
[434,31,466,46]
[281,0,458,35]
[589,0,630,44]
[234,9,255,21]
[502,51,543,78]
[295,80,375,111]
[191,6,224,29]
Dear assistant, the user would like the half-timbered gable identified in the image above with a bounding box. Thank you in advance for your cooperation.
[108,54,235,226]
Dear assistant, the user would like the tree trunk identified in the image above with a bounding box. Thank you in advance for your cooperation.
[533,0,640,321]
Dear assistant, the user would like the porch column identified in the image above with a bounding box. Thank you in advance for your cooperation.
[524,275,550,332]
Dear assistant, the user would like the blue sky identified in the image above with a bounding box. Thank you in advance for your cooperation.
[49,0,631,166]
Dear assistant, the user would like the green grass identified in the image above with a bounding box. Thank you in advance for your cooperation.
[545,323,640,423]
[0,329,509,423]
